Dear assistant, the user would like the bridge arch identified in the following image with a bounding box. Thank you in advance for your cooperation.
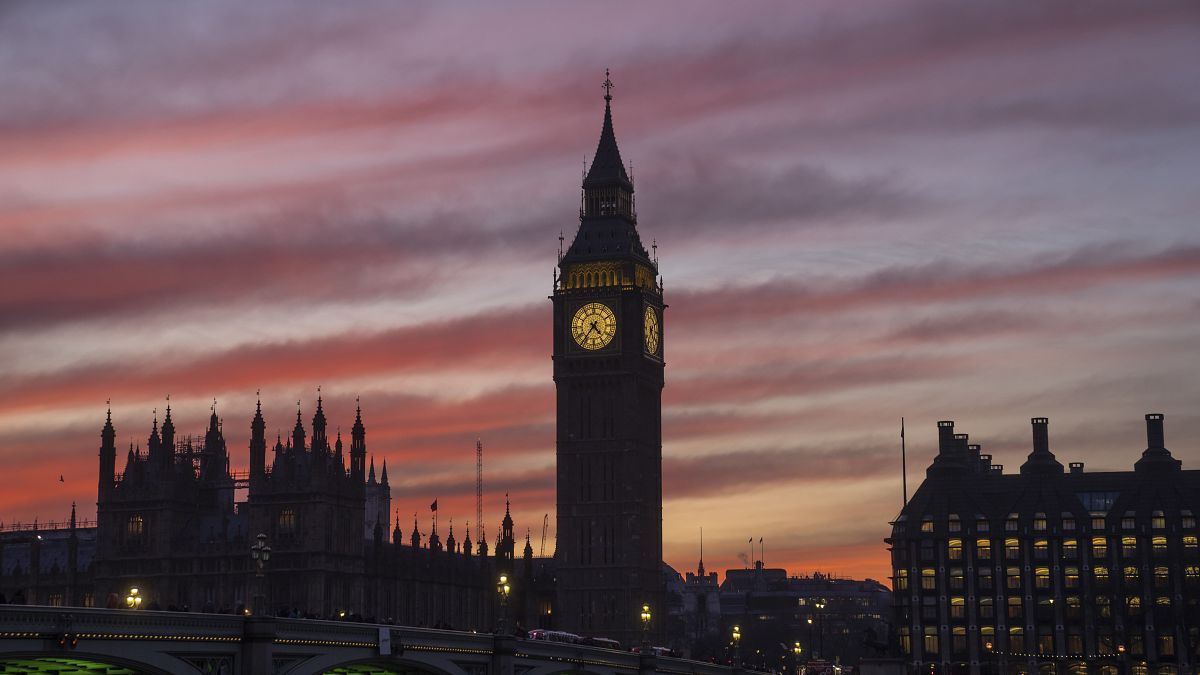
[521,664,616,675]
[290,653,474,675]
[0,652,178,674]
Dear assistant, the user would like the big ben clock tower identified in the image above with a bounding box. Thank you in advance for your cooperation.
[553,72,664,644]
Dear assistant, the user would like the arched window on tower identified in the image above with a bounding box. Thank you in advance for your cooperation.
[127,514,144,540]
[279,508,297,537]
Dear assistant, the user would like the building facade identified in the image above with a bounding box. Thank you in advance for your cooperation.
[553,79,666,645]
[0,399,556,633]
[890,414,1200,674]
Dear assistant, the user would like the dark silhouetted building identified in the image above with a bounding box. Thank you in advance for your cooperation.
[553,77,666,645]
[890,414,1199,674]
[1,399,558,632]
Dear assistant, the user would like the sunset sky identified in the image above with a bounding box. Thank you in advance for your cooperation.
[2,1,1199,585]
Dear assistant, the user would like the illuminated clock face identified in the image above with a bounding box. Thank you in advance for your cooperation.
[571,302,617,350]
[643,306,660,354]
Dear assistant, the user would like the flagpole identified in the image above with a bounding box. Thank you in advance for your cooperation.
[901,417,908,507]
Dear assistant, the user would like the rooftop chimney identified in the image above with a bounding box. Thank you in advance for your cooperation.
[1020,416,1063,476]
[928,421,967,476]
[1146,413,1165,449]
[1135,413,1180,473]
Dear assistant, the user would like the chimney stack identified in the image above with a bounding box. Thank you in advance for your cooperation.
[1031,417,1049,455]
[1145,413,1165,449]
[1020,416,1063,476]
[938,421,955,454]
[1135,413,1180,473]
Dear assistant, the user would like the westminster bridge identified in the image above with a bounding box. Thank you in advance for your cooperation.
[0,606,737,675]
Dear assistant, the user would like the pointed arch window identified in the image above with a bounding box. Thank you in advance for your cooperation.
[278,508,297,536]
[127,514,145,539]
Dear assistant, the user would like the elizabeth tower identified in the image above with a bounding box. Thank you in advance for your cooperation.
[553,75,665,644]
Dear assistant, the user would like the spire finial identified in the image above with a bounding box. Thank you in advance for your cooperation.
[603,68,613,102]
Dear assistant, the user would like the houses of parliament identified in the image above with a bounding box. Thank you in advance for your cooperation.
[0,78,666,647]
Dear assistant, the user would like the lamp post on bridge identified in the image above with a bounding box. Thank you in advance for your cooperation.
[640,603,652,648]
[125,587,141,610]
[731,624,742,667]
[250,533,271,616]
[497,574,511,634]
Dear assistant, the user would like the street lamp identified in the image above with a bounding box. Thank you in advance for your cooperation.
[640,603,652,647]
[793,641,802,675]
[731,624,742,666]
[125,587,141,609]
[814,599,826,661]
[250,533,271,616]
[497,574,511,634]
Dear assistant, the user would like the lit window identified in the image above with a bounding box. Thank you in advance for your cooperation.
[1121,513,1136,530]
[278,508,297,535]
[921,517,934,533]
[1126,595,1142,616]
[127,515,144,538]
[1156,595,1171,607]
[1062,515,1076,531]
[950,567,964,591]
[894,569,909,591]
[1152,536,1168,556]
[1183,511,1196,529]
[1159,635,1175,657]
[1007,596,1022,618]
[1122,536,1137,557]
[952,626,967,653]
[1091,516,1106,530]
[1006,567,1022,589]
[1094,566,1110,585]
[978,568,994,590]
[1095,596,1111,618]
[1008,627,1025,652]
[976,538,993,560]
[1033,539,1049,560]
[899,628,911,655]
[1005,538,1020,559]
[1154,566,1170,589]
[1065,595,1084,619]
[1092,536,1108,559]
[1064,596,1081,619]
[1063,538,1078,558]
[950,596,965,619]
[923,627,938,654]
[921,568,936,591]
[1152,510,1166,529]
[1124,566,1139,584]
[948,539,963,560]
[1064,566,1080,589]
[1035,567,1051,589]
[1033,512,1047,531]
[1184,535,1198,551]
